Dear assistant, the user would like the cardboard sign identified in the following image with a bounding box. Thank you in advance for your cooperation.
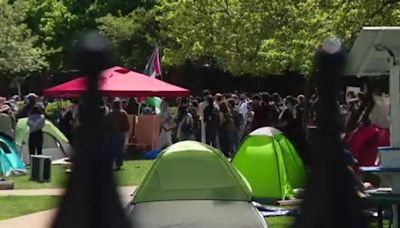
[345,86,361,103]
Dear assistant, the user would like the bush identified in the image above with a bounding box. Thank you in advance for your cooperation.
[16,101,24,112]
[45,100,72,122]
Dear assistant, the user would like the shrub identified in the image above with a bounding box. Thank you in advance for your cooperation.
[45,100,72,122]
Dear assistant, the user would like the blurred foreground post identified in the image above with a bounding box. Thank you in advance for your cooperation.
[52,32,130,228]
[295,38,367,228]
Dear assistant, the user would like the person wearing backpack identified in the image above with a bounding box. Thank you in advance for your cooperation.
[218,101,234,157]
[177,104,195,141]
[228,99,243,153]
[203,95,219,147]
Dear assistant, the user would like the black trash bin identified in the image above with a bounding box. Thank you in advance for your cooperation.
[31,155,51,182]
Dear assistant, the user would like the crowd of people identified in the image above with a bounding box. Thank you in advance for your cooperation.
[159,90,307,158]
[0,88,368,170]
[0,93,133,170]
[0,93,46,158]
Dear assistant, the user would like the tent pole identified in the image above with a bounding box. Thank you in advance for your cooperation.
[390,64,400,147]
[17,82,22,101]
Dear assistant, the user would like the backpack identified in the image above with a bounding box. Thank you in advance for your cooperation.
[210,107,220,127]
[180,115,193,134]
[232,108,244,127]
[190,108,200,129]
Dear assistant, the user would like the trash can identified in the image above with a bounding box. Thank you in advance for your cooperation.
[31,155,51,182]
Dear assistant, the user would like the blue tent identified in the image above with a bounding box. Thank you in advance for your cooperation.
[0,136,26,177]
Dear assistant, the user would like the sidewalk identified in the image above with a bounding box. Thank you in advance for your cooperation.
[0,186,136,228]
[0,186,136,197]
[0,188,64,196]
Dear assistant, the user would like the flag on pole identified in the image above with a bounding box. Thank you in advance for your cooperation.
[144,47,162,78]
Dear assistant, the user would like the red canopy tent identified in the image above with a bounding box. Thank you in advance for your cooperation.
[43,66,189,97]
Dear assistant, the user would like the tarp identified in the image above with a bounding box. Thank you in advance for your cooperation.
[15,118,69,164]
[43,66,190,97]
[0,136,26,176]
[232,127,306,201]
[133,141,252,203]
[346,124,389,167]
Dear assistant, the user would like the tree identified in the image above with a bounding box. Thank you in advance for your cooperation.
[23,0,156,72]
[97,8,159,71]
[0,0,47,77]
[156,0,400,76]
[24,0,77,72]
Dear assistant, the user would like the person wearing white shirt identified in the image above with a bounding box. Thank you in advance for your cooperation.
[198,90,211,143]
[239,94,249,139]
[158,100,174,149]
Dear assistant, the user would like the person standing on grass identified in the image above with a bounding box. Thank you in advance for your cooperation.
[218,101,234,157]
[190,99,201,141]
[105,99,130,171]
[177,104,195,141]
[228,98,243,154]
[158,99,174,149]
[238,94,249,139]
[28,105,45,156]
[199,90,211,143]
[251,94,271,131]
[204,95,220,147]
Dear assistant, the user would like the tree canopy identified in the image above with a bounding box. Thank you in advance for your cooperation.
[0,0,47,77]
[156,0,400,75]
[97,7,159,71]
[2,0,400,80]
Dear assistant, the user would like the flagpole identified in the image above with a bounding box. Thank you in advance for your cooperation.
[158,41,163,81]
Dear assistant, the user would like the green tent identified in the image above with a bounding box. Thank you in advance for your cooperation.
[15,118,70,165]
[129,141,267,227]
[0,136,26,177]
[133,140,252,203]
[232,127,306,201]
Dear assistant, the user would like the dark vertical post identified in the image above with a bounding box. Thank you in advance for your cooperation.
[295,38,367,228]
[52,32,130,228]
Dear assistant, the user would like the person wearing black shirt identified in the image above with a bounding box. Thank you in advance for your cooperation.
[126,98,140,115]
[203,95,219,147]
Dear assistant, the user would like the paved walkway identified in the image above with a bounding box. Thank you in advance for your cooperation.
[0,186,136,197]
[0,188,64,196]
[0,186,137,228]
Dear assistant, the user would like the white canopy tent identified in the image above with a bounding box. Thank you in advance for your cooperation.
[346,26,400,227]
[345,26,400,149]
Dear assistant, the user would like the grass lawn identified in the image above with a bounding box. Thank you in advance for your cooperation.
[0,196,60,220]
[6,160,153,189]
[265,216,390,228]
[266,217,295,228]
[1,160,392,227]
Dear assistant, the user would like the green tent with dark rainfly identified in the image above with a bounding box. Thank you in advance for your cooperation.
[0,136,26,177]
[128,141,267,228]
[232,127,306,202]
